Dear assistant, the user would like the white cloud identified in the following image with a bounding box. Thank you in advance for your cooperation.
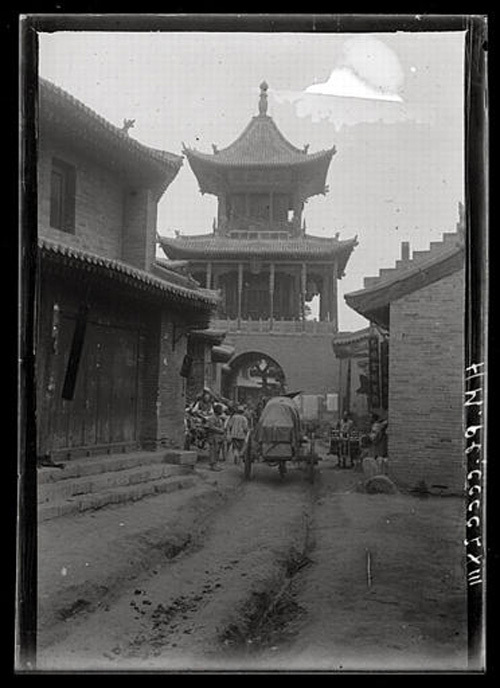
[305,67,403,102]
[271,36,437,130]
[273,88,434,131]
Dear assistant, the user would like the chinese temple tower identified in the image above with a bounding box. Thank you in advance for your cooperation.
[159,82,358,404]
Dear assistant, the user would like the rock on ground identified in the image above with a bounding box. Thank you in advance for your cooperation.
[364,474,398,494]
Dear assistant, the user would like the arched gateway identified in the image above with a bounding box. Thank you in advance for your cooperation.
[222,351,286,404]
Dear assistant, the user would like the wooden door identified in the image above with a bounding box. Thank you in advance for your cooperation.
[93,323,139,447]
[47,317,139,453]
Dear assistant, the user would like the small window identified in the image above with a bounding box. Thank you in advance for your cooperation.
[50,158,76,233]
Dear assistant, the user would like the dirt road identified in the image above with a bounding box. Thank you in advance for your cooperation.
[37,457,467,672]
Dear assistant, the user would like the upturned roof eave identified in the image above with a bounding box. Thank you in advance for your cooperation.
[183,145,335,170]
[38,78,183,183]
[158,235,357,254]
[158,235,357,275]
[331,327,372,346]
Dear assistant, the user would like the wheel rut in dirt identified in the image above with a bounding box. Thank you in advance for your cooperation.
[217,521,316,660]
[37,465,319,670]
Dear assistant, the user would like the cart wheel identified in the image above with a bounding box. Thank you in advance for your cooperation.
[244,445,252,480]
[278,461,287,479]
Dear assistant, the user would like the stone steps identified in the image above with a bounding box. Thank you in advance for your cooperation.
[38,474,199,523]
[37,449,195,485]
[38,462,190,504]
[37,449,199,522]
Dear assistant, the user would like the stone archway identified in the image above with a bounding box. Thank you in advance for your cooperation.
[222,351,286,405]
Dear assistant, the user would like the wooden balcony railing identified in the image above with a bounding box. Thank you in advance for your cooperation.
[211,318,336,334]
[217,218,300,237]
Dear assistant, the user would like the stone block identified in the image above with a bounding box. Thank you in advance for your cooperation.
[365,475,398,494]
[164,450,197,466]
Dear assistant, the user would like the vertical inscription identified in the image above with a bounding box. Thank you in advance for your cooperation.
[464,362,484,589]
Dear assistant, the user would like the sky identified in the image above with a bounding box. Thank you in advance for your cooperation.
[37,30,465,330]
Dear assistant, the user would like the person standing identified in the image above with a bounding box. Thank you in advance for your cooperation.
[191,389,214,418]
[338,411,355,469]
[206,404,225,471]
[225,406,250,464]
[369,413,388,459]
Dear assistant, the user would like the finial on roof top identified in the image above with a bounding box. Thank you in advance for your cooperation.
[303,144,309,153]
[122,118,135,135]
[211,144,219,154]
[258,81,269,116]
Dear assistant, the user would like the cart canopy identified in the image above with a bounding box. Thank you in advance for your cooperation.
[254,396,302,446]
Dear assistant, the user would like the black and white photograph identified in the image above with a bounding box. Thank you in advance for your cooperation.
[17,14,488,674]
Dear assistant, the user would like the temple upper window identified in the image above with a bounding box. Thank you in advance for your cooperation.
[227,192,292,224]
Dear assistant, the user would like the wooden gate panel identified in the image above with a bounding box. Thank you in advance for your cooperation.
[82,326,99,447]
[121,330,139,443]
[95,327,112,446]
[108,329,138,444]
[42,313,140,454]
[50,315,75,451]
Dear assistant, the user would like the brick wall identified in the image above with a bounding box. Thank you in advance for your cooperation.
[388,269,465,494]
[156,311,188,448]
[38,136,159,270]
[122,188,158,270]
[38,139,125,259]
[223,332,341,396]
[140,307,189,450]
[138,316,161,450]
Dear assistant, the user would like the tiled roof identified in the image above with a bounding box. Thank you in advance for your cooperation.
[38,78,183,183]
[344,231,464,327]
[151,260,202,288]
[184,115,335,168]
[158,233,358,273]
[39,237,219,308]
[331,327,372,346]
[188,328,227,343]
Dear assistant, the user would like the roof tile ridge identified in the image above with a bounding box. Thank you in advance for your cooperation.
[263,116,308,154]
[159,233,215,242]
[38,237,218,302]
[361,241,463,293]
[40,77,181,168]
[216,116,261,154]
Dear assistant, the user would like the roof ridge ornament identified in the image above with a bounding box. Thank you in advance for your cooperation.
[258,81,269,116]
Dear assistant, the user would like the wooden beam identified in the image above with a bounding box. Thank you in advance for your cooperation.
[319,270,328,321]
[301,262,307,328]
[269,262,275,328]
[330,260,338,333]
[237,262,243,329]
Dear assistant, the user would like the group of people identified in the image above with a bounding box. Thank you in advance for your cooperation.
[331,410,388,470]
[185,389,253,471]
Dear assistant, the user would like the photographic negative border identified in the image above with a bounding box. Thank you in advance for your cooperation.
[17,12,488,673]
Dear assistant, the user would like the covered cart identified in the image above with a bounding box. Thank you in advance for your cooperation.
[243,395,317,482]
